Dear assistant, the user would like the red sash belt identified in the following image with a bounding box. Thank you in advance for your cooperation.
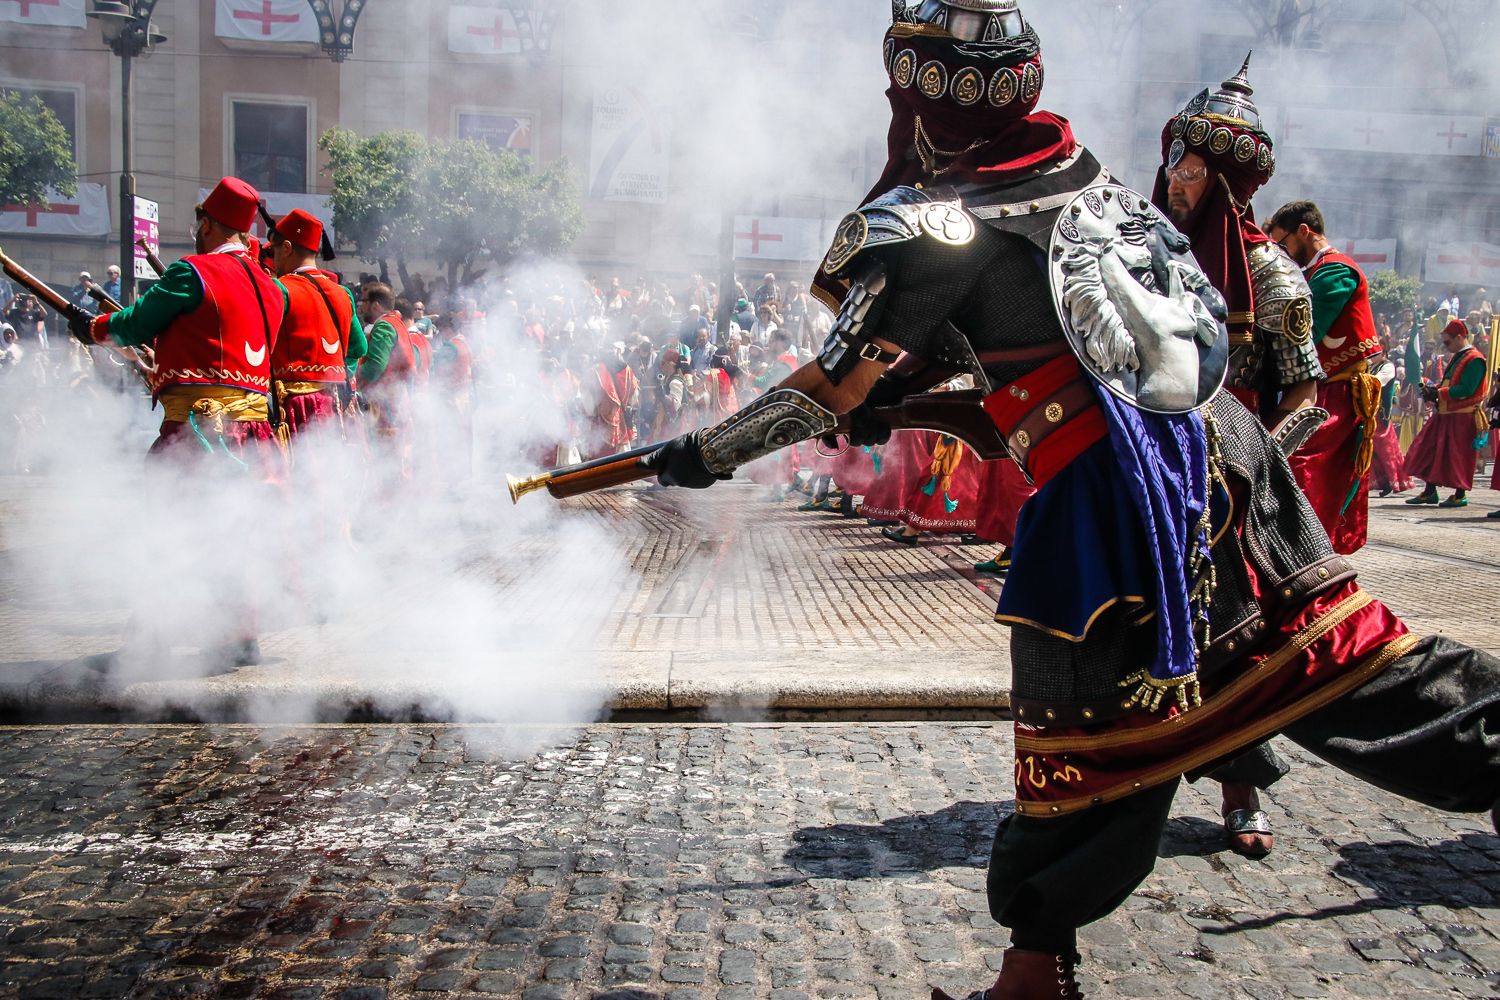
[982,354,1109,489]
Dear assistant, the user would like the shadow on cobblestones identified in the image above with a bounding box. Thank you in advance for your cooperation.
[784,801,1009,879]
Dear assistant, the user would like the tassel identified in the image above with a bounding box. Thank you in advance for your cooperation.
[1119,670,1202,714]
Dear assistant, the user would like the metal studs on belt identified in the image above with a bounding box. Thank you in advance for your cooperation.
[1045,403,1064,423]
[1016,430,1031,448]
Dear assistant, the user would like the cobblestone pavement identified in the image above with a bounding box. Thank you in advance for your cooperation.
[0,724,1496,1000]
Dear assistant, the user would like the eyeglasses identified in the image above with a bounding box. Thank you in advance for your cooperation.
[1166,164,1209,186]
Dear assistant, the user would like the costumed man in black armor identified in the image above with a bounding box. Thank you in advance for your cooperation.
[637,2,1500,997]
[1151,58,1328,860]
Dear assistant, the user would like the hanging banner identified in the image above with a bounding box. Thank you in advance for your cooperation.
[1339,239,1398,275]
[588,89,671,205]
[733,217,830,263]
[215,0,319,44]
[0,184,110,237]
[456,112,533,159]
[448,5,524,55]
[133,196,159,281]
[1425,242,1500,287]
[0,0,85,29]
[1282,109,1485,158]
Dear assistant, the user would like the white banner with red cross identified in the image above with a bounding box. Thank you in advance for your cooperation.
[0,0,85,28]
[215,0,319,43]
[448,5,524,55]
[1281,109,1485,158]
[733,217,830,263]
[0,184,110,237]
[1339,239,1398,275]
[1425,242,1500,287]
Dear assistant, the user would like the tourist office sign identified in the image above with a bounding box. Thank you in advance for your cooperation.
[133,196,160,282]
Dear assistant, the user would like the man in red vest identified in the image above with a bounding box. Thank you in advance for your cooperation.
[1267,201,1385,553]
[1405,319,1491,508]
[268,208,366,443]
[78,176,288,669]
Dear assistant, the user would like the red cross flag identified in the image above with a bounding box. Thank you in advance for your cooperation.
[0,0,85,28]
[734,217,829,263]
[449,5,524,55]
[1426,242,1500,287]
[1341,239,1397,275]
[0,184,111,238]
[215,0,318,44]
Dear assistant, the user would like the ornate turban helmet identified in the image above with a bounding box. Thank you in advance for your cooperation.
[1165,53,1276,183]
[893,0,1028,42]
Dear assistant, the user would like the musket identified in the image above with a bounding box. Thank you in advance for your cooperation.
[85,286,156,389]
[0,242,95,346]
[134,236,165,278]
[507,389,1009,504]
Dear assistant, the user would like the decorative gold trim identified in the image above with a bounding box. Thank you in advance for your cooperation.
[1017,589,1377,753]
[1013,631,1421,818]
[994,596,1151,643]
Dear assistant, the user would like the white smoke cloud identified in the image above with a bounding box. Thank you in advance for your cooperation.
[1,304,631,756]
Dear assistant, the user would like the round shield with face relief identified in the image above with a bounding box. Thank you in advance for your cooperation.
[1047,184,1229,414]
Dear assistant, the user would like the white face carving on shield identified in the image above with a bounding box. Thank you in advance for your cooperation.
[1049,186,1229,414]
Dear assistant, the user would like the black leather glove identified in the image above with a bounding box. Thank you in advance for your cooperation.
[1421,384,1440,403]
[650,432,732,490]
[824,403,893,449]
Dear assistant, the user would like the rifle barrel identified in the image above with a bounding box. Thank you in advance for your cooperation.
[0,244,75,317]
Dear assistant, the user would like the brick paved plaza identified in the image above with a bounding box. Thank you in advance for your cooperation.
[0,478,1499,998]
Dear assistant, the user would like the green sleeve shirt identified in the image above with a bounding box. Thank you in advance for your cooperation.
[358,319,398,388]
[341,287,368,366]
[1306,261,1360,346]
[1449,352,1486,401]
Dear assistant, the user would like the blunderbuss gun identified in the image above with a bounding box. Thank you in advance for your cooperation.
[507,387,1009,504]
[135,237,166,278]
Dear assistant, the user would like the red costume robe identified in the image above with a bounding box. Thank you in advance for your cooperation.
[898,433,981,534]
[974,457,1036,549]
[586,362,639,460]
[1288,248,1383,554]
[1405,341,1490,491]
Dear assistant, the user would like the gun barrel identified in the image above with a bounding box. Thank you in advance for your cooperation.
[508,442,662,504]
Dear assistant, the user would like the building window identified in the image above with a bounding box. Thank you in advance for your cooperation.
[232,101,308,194]
[456,112,533,161]
[3,86,78,162]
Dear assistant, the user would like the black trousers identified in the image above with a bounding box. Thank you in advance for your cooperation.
[988,636,1500,939]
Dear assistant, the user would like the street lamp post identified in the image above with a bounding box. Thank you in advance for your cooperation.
[86,1,165,307]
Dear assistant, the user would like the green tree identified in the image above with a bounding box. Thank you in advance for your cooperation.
[319,128,584,290]
[318,128,427,286]
[420,138,584,288]
[0,92,77,206]
[1368,270,1423,320]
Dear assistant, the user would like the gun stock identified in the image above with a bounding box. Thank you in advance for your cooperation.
[508,390,1012,505]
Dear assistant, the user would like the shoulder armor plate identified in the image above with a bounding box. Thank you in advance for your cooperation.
[1249,242,1314,345]
[822,186,975,277]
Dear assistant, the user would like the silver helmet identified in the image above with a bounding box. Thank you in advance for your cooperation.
[893,0,1027,42]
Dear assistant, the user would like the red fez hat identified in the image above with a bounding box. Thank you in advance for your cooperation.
[201,176,261,233]
[1443,319,1470,339]
[275,208,323,253]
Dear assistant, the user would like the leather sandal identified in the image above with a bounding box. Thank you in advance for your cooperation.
[932,948,1084,1000]
[1224,808,1274,858]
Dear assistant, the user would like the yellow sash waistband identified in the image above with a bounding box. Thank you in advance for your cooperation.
[1325,361,1370,384]
[277,381,338,399]
[161,386,270,426]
